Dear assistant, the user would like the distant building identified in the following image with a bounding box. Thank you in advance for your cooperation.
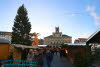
[38,39,44,45]
[0,31,12,41]
[44,27,72,47]
[0,31,33,43]
[74,38,87,44]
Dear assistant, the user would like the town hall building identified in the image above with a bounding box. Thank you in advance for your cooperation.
[44,27,72,47]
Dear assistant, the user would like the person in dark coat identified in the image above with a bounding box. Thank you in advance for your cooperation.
[46,50,52,67]
[32,49,43,67]
[50,49,54,62]
[59,49,63,58]
[21,48,27,60]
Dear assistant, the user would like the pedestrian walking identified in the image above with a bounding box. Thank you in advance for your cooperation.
[51,49,54,56]
[50,49,54,61]
[59,49,63,58]
[46,49,52,67]
[54,48,57,55]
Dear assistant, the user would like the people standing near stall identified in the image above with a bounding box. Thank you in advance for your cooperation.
[21,47,27,60]
[27,49,34,61]
[27,49,34,67]
[33,49,43,67]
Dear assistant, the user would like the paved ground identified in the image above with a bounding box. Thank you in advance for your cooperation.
[92,60,100,67]
[43,52,74,67]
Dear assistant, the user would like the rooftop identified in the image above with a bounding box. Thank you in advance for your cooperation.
[0,38,10,44]
[45,34,71,38]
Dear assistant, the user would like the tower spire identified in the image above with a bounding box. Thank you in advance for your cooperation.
[55,26,59,33]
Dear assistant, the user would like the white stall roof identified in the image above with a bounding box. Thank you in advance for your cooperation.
[64,43,86,45]
[12,44,38,48]
[38,45,47,47]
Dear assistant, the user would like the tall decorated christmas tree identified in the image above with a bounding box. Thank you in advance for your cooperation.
[11,4,32,46]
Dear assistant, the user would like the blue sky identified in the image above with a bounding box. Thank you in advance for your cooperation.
[0,0,100,42]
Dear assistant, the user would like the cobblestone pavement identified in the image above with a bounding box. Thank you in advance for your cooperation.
[43,52,74,67]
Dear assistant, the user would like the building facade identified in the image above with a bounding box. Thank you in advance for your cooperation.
[44,27,72,47]
[0,31,12,41]
[74,38,87,44]
[38,39,44,45]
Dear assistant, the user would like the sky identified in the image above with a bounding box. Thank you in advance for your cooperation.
[0,0,100,42]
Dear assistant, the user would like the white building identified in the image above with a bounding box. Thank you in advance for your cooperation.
[44,27,72,47]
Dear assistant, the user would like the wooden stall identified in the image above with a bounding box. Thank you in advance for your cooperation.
[0,38,10,60]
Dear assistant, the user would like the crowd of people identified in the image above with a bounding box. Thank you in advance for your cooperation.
[25,47,67,67]
[6,47,67,67]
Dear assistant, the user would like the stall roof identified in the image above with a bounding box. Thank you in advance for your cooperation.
[87,30,100,44]
[64,43,86,45]
[0,38,10,44]
[12,44,39,49]
[38,45,47,47]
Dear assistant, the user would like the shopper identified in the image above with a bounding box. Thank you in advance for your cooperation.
[27,49,34,67]
[33,49,43,67]
[46,50,52,67]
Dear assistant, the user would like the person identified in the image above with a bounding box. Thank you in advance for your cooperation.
[50,49,54,61]
[54,48,57,55]
[32,49,43,67]
[21,47,27,60]
[27,49,34,67]
[46,49,52,67]
[43,49,46,56]
[50,49,54,56]
[38,50,44,67]
[59,49,63,58]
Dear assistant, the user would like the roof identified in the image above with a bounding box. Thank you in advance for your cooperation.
[0,38,10,44]
[87,30,100,41]
[74,38,87,43]
[64,43,86,45]
[87,30,100,43]
[46,35,53,37]
[0,31,11,33]
[45,34,71,38]
[62,34,71,37]
[38,45,47,47]
[78,38,87,40]
[12,44,39,48]
[0,31,8,32]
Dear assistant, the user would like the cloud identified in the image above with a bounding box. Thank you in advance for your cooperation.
[86,6,95,12]
[91,12,100,25]
[91,12,100,19]
[86,5,100,25]
[95,21,100,25]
